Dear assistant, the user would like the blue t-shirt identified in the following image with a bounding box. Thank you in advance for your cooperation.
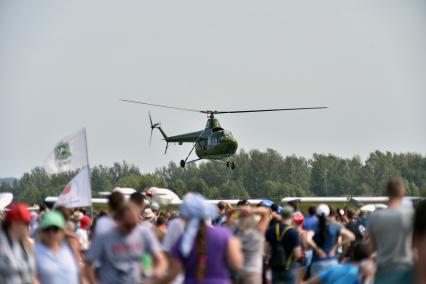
[319,263,360,284]
[303,215,318,231]
[265,223,300,268]
[35,242,79,284]
[312,222,341,260]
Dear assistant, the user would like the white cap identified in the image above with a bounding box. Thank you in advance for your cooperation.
[150,202,160,212]
[316,204,330,217]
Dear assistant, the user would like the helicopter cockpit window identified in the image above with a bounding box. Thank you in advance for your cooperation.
[211,127,224,132]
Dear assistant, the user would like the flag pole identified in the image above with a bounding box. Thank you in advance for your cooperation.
[83,128,94,219]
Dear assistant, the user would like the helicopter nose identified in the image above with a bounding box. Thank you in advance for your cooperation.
[222,137,238,154]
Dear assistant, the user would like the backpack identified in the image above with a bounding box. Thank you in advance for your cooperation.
[269,224,294,270]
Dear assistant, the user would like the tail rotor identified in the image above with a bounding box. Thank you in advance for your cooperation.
[148,111,161,146]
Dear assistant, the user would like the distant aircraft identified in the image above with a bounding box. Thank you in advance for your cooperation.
[44,188,422,210]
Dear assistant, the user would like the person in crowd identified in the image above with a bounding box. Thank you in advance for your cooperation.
[75,215,91,252]
[305,204,355,276]
[366,177,414,284]
[237,200,250,207]
[142,208,156,227]
[298,241,372,284]
[266,206,302,284]
[55,206,83,263]
[84,202,167,284]
[93,191,124,236]
[233,206,270,284]
[288,201,300,213]
[35,210,80,284]
[294,212,312,268]
[156,193,243,284]
[30,211,39,238]
[154,216,168,242]
[151,201,160,216]
[129,191,146,220]
[213,201,228,225]
[0,203,36,284]
[399,198,426,283]
[303,206,317,231]
[344,209,364,241]
[162,215,186,284]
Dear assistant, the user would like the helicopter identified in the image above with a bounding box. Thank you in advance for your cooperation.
[121,99,327,169]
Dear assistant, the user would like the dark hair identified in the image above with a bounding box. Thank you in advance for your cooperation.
[237,200,249,207]
[108,191,125,212]
[385,177,405,199]
[288,200,298,211]
[414,199,426,237]
[217,201,226,210]
[196,222,207,281]
[156,216,166,227]
[271,203,279,213]
[38,203,47,213]
[317,215,328,249]
[349,241,370,262]
[129,192,145,207]
[114,204,131,221]
[347,209,357,220]
[308,206,316,216]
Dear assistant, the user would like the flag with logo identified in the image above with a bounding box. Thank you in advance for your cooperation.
[55,167,92,208]
[45,128,88,174]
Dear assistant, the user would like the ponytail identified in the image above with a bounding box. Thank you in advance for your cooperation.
[317,215,328,248]
[196,222,207,281]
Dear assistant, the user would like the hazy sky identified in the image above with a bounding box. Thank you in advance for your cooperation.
[1,1,425,178]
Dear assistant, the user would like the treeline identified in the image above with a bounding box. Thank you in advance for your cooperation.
[1,149,425,205]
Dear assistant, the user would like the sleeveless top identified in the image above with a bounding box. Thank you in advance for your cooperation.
[172,226,232,284]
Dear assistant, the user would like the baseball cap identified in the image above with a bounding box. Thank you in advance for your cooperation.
[39,211,66,229]
[80,215,91,230]
[5,203,31,224]
[316,204,330,217]
[280,206,294,219]
[293,212,304,225]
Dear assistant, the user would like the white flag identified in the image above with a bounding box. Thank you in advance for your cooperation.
[55,167,92,208]
[45,128,88,174]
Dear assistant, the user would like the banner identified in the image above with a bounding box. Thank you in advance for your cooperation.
[55,167,92,208]
[45,128,88,174]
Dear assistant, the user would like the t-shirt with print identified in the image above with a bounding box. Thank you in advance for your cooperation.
[86,224,161,284]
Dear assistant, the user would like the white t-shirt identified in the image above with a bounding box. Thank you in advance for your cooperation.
[75,228,89,250]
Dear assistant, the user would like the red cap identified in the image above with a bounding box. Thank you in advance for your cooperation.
[293,212,304,225]
[5,203,31,224]
[80,215,92,230]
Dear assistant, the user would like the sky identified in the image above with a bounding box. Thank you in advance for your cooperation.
[1,0,425,178]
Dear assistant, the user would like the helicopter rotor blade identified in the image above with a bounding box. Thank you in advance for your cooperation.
[122,99,327,115]
[212,106,327,114]
[121,99,206,114]
[148,112,154,146]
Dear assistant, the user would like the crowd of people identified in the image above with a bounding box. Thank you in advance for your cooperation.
[0,176,425,284]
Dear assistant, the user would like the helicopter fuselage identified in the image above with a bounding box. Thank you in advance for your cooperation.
[194,129,238,159]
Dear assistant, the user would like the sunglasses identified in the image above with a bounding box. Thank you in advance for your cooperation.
[42,226,61,233]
